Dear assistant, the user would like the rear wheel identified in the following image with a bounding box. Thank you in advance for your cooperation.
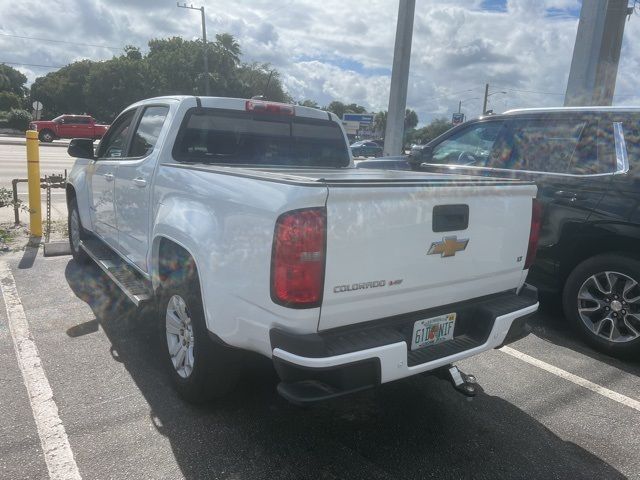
[67,198,90,264]
[563,254,640,358]
[39,130,54,142]
[159,259,241,403]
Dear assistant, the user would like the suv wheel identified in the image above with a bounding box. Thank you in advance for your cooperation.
[159,264,241,403]
[563,254,640,358]
[68,198,90,264]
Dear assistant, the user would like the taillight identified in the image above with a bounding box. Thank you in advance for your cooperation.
[271,208,326,308]
[246,100,295,116]
[524,199,542,269]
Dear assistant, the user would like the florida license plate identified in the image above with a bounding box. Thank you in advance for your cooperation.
[411,313,457,351]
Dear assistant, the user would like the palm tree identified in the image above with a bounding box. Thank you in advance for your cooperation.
[215,33,241,65]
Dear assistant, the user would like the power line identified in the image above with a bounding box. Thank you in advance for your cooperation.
[0,32,124,51]
[0,60,64,69]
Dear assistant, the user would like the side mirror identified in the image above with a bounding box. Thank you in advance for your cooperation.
[408,145,432,170]
[68,138,95,159]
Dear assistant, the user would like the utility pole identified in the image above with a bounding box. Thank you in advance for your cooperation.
[482,83,489,115]
[565,0,632,106]
[458,100,462,114]
[383,0,416,156]
[177,2,210,96]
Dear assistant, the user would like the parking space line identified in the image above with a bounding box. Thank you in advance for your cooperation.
[0,262,82,480]
[500,345,640,413]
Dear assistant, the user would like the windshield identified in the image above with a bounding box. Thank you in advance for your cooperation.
[173,108,350,167]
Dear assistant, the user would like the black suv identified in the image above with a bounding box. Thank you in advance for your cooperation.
[358,108,640,358]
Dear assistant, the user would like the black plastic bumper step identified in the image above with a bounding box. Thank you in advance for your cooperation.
[80,238,152,306]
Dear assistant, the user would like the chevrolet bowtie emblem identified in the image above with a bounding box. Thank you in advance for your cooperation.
[427,236,469,257]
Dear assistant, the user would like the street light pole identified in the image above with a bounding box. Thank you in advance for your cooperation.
[177,2,210,96]
[383,0,416,156]
[482,83,489,115]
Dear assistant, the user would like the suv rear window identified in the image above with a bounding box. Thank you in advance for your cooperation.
[172,108,350,168]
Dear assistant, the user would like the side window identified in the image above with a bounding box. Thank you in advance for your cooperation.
[431,121,506,166]
[77,117,91,124]
[623,117,640,172]
[97,110,136,159]
[503,119,587,173]
[129,106,169,157]
[65,116,80,125]
[566,121,617,175]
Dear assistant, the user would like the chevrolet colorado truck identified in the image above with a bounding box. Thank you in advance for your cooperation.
[30,114,108,142]
[65,96,540,404]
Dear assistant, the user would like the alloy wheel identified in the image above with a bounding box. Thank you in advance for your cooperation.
[577,271,640,343]
[165,294,195,378]
[69,208,81,252]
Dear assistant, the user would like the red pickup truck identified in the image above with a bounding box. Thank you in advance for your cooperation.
[29,115,109,142]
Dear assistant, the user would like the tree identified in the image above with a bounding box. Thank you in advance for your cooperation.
[405,109,418,130]
[0,64,28,97]
[31,60,94,118]
[405,118,452,146]
[0,92,22,111]
[374,109,420,138]
[29,34,292,122]
[325,101,368,119]
[374,111,387,135]
[124,45,143,61]
[84,56,151,120]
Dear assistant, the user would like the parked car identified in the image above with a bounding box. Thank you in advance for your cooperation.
[350,140,383,157]
[358,107,640,358]
[29,114,109,142]
[65,96,539,404]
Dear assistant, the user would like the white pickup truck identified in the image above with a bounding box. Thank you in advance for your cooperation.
[66,96,540,404]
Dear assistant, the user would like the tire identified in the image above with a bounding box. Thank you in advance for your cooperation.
[39,130,55,143]
[159,263,241,403]
[563,253,640,359]
[67,198,90,264]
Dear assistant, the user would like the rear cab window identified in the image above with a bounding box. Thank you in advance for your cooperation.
[172,108,350,168]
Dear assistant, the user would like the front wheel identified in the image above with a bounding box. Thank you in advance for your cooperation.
[563,254,640,358]
[68,198,90,264]
[160,266,241,403]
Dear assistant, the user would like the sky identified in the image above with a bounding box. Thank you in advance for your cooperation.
[1,0,639,125]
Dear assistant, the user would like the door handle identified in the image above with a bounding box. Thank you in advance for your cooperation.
[554,190,578,201]
[103,173,114,182]
[133,177,147,188]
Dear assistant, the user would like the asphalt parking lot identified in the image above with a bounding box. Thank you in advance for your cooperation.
[1,249,639,480]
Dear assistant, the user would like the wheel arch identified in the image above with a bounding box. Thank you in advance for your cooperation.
[558,223,640,292]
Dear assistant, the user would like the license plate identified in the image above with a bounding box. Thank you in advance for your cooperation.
[411,313,456,351]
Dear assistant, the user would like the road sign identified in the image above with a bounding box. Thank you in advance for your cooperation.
[452,113,465,125]
[343,114,374,125]
[32,101,43,111]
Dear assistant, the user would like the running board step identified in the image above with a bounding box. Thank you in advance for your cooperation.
[80,238,152,306]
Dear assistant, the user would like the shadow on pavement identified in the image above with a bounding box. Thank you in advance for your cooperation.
[64,260,626,480]
[18,238,40,269]
[529,298,640,376]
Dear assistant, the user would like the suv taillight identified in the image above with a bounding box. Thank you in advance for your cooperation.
[271,208,326,308]
[524,199,542,269]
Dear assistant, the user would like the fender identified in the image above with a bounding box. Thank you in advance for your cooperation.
[66,158,95,233]
[150,195,220,330]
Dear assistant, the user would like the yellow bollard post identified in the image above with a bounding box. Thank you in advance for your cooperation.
[25,130,42,237]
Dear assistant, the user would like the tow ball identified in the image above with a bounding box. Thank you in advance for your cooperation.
[435,364,479,398]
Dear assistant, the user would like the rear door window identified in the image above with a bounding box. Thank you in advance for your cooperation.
[172,108,350,168]
[494,118,587,173]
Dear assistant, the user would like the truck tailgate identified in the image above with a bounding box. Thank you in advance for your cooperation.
[319,182,536,331]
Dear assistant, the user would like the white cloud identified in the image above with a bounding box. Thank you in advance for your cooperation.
[1,0,639,124]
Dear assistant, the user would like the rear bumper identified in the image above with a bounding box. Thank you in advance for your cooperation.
[271,286,538,403]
